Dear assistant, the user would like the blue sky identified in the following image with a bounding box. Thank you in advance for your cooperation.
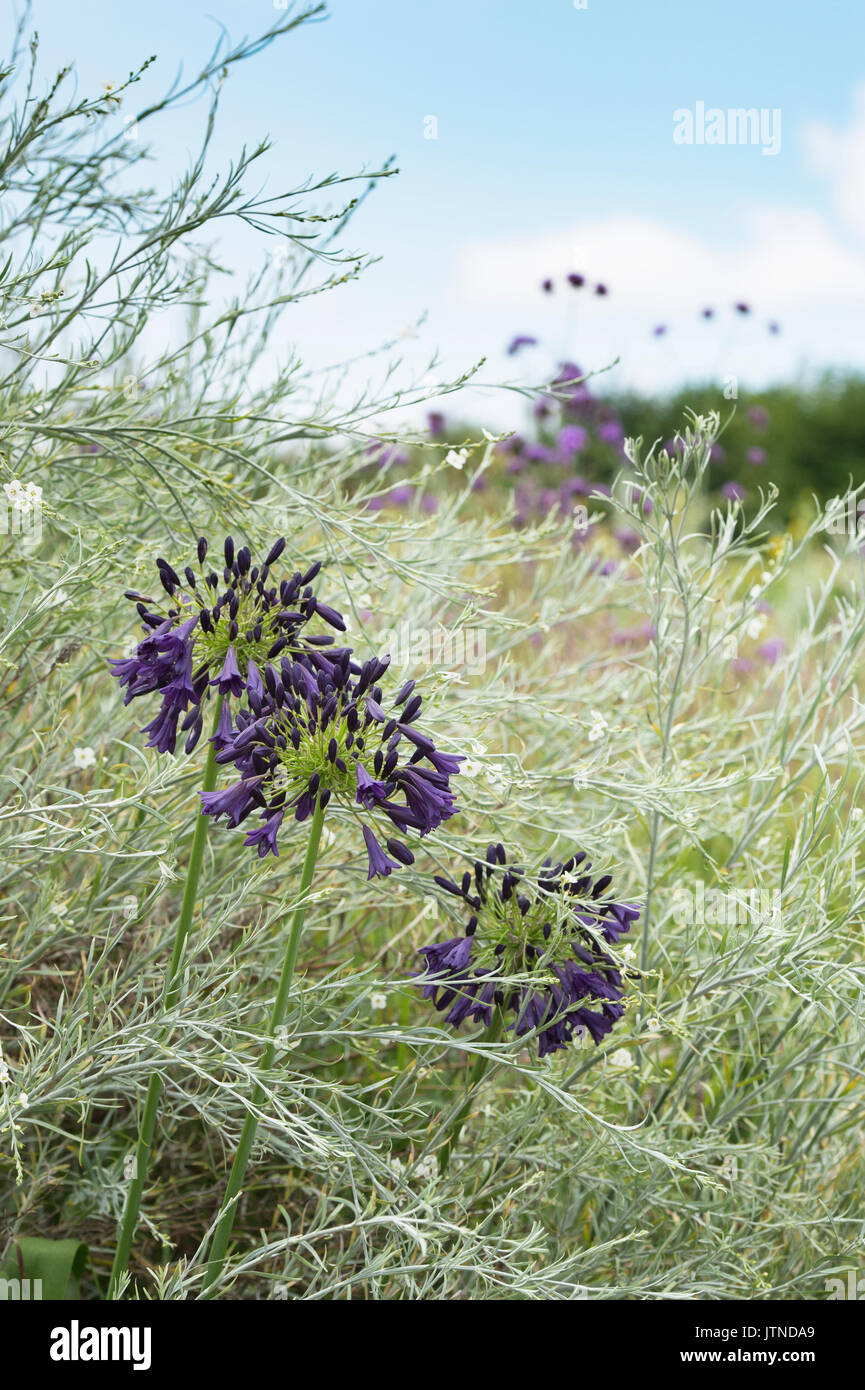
[13,0,865,420]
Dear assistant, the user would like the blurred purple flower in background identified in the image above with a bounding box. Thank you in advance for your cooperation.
[747,405,770,431]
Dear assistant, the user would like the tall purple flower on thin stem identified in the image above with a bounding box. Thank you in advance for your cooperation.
[200,657,461,1291]
[107,535,347,1297]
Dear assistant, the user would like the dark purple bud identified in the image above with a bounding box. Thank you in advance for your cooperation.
[434,875,463,898]
[156,558,182,587]
[401,694,422,723]
[185,717,204,754]
[265,537,286,566]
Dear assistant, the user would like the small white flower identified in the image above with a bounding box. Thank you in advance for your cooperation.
[48,898,69,918]
[461,757,484,777]
[18,1092,29,1109]
[586,709,608,743]
[370,992,387,1010]
[746,616,766,640]
[444,448,469,470]
[0,1059,10,1086]
[72,746,97,770]
[468,740,487,757]
[851,808,863,822]
[121,895,137,918]
[609,1049,634,1069]
[271,1282,289,1301]
[646,1016,662,1032]
[49,588,70,607]
[621,942,636,962]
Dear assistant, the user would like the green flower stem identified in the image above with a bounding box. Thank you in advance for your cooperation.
[200,795,326,1298]
[438,1009,503,1174]
[108,697,224,1300]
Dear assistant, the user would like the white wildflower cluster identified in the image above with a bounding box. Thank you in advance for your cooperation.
[3,478,42,513]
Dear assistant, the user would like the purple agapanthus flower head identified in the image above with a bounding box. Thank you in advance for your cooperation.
[110,536,348,756]
[418,844,639,1056]
[201,651,462,874]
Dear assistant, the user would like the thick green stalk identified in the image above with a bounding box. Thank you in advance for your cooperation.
[200,796,326,1297]
[439,1010,503,1174]
[108,698,223,1299]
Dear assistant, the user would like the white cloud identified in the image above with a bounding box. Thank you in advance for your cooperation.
[803,81,865,241]
[456,208,865,314]
[446,97,865,401]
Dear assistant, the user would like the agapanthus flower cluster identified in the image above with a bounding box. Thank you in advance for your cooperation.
[418,845,639,1055]
[110,536,347,755]
[200,650,462,874]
